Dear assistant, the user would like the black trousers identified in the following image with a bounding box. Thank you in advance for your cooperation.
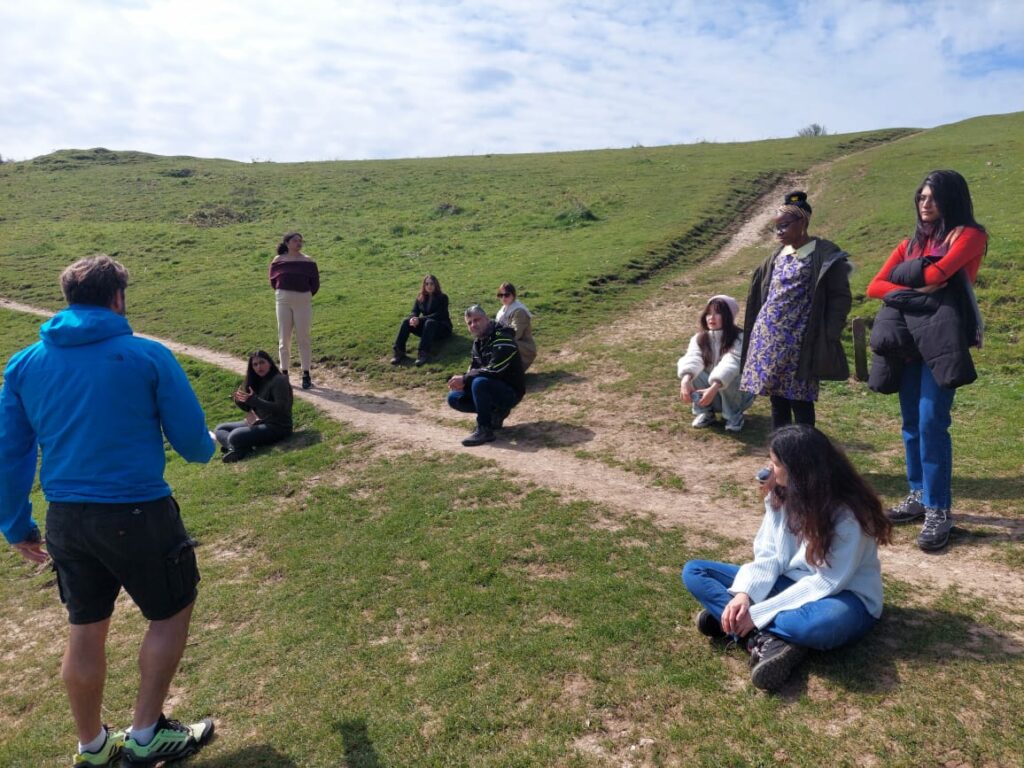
[394,317,451,356]
[769,396,816,430]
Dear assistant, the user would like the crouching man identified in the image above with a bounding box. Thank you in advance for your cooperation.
[446,304,525,446]
[0,255,216,766]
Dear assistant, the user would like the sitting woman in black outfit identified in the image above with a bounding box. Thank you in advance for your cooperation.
[391,274,452,366]
[215,350,293,463]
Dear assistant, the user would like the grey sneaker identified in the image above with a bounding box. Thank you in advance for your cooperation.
[691,412,716,428]
[887,490,925,523]
[917,506,953,551]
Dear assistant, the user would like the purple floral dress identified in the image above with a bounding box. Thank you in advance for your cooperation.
[740,248,819,401]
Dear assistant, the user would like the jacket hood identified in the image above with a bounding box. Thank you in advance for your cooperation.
[39,305,133,348]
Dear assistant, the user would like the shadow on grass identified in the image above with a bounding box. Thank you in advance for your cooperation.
[864,471,1024,505]
[198,744,298,767]
[525,368,586,394]
[301,384,418,416]
[495,420,596,452]
[333,716,382,768]
[777,603,1023,699]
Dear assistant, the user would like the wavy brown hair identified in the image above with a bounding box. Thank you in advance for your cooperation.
[768,425,892,567]
[417,274,443,304]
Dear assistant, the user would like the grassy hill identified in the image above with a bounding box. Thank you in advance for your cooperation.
[2,114,1023,767]
[0,131,910,371]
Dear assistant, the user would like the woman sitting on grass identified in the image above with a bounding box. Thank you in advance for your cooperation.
[681,424,892,692]
[677,294,754,432]
[214,350,293,463]
[391,274,453,366]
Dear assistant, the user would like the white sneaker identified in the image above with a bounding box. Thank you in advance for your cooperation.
[691,412,716,428]
[724,414,745,432]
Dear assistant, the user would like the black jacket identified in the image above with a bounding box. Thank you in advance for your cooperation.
[409,293,452,331]
[465,322,525,399]
[741,238,853,381]
[868,258,979,392]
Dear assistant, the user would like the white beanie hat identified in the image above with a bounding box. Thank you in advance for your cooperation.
[708,294,740,320]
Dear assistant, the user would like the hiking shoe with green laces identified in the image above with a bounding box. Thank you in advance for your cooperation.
[74,726,125,766]
[121,714,214,766]
[887,490,925,523]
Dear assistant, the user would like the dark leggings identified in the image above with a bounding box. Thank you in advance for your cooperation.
[769,396,815,431]
[214,421,290,452]
[394,317,451,356]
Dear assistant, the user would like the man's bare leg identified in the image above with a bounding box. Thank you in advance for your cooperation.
[132,601,194,730]
[63,618,112,744]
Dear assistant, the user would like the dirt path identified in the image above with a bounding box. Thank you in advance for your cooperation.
[4,182,1023,633]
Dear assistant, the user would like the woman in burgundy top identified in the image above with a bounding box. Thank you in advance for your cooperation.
[269,231,320,389]
[866,170,987,551]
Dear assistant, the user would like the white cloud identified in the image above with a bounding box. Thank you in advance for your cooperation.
[1,0,1022,162]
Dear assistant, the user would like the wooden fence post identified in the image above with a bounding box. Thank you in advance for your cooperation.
[852,317,868,381]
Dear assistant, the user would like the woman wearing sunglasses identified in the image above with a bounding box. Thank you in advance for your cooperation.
[494,282,536,371]
[740,191,852,429]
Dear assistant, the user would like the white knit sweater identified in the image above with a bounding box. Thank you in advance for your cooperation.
[675,329,743,386]
[729,498,884,627]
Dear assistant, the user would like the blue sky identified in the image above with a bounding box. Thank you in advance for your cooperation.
[2,0,1023,162]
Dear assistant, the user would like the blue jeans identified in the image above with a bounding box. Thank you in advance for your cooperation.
[690,370,755,422]
[681,560,876,650]
[447,376,520,429]
[898,360,955,510]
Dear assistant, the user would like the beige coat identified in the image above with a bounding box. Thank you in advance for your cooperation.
[496,301,536,370]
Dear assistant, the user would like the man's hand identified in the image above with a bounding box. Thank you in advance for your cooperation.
[13,539,48,564]
[447,375,465,392]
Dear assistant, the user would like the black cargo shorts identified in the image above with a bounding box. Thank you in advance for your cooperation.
[45,496,200,625]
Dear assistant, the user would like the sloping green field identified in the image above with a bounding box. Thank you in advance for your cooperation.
[2,114,1022,767]
[0,130,909,369]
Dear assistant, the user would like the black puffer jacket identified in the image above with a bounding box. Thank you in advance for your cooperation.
[868,258,979,392]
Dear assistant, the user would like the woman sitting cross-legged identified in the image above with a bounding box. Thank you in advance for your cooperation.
[215,350,293,463]
[681,424,892,692]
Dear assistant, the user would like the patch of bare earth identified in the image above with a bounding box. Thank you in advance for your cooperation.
[3,167,1022,640]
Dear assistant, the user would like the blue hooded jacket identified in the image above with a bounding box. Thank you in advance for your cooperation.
[0,305,214,544]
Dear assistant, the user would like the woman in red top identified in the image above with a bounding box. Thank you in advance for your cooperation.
[866,170,987,551]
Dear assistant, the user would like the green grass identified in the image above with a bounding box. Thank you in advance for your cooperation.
[3,114,1024,767]
[2,316,1022,766]
[0,130,911,379]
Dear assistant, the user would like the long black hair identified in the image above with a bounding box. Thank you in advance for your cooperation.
[911,170,985,253]
[244,350,283,392]
[697,297,740,369]
[767,425,891,567]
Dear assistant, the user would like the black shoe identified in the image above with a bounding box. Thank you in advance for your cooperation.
[492,408,510,430]
[887,491,925,523]
[414,356,428,367]
[301,371,312,389]
[222,448,250,464]
[747,632,807,692]
[695,609,725,639]
[917,506,953,551]
[391,352,407,365]
[462,427,495,447]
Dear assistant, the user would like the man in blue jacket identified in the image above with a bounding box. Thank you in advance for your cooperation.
[0,256,216,766]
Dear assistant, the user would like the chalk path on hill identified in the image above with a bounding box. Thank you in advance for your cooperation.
[3,179,1022,639]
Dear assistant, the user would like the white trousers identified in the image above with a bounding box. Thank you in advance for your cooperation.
[275,289,313,372]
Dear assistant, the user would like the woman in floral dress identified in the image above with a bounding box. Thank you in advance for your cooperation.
[740,191,852,429]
